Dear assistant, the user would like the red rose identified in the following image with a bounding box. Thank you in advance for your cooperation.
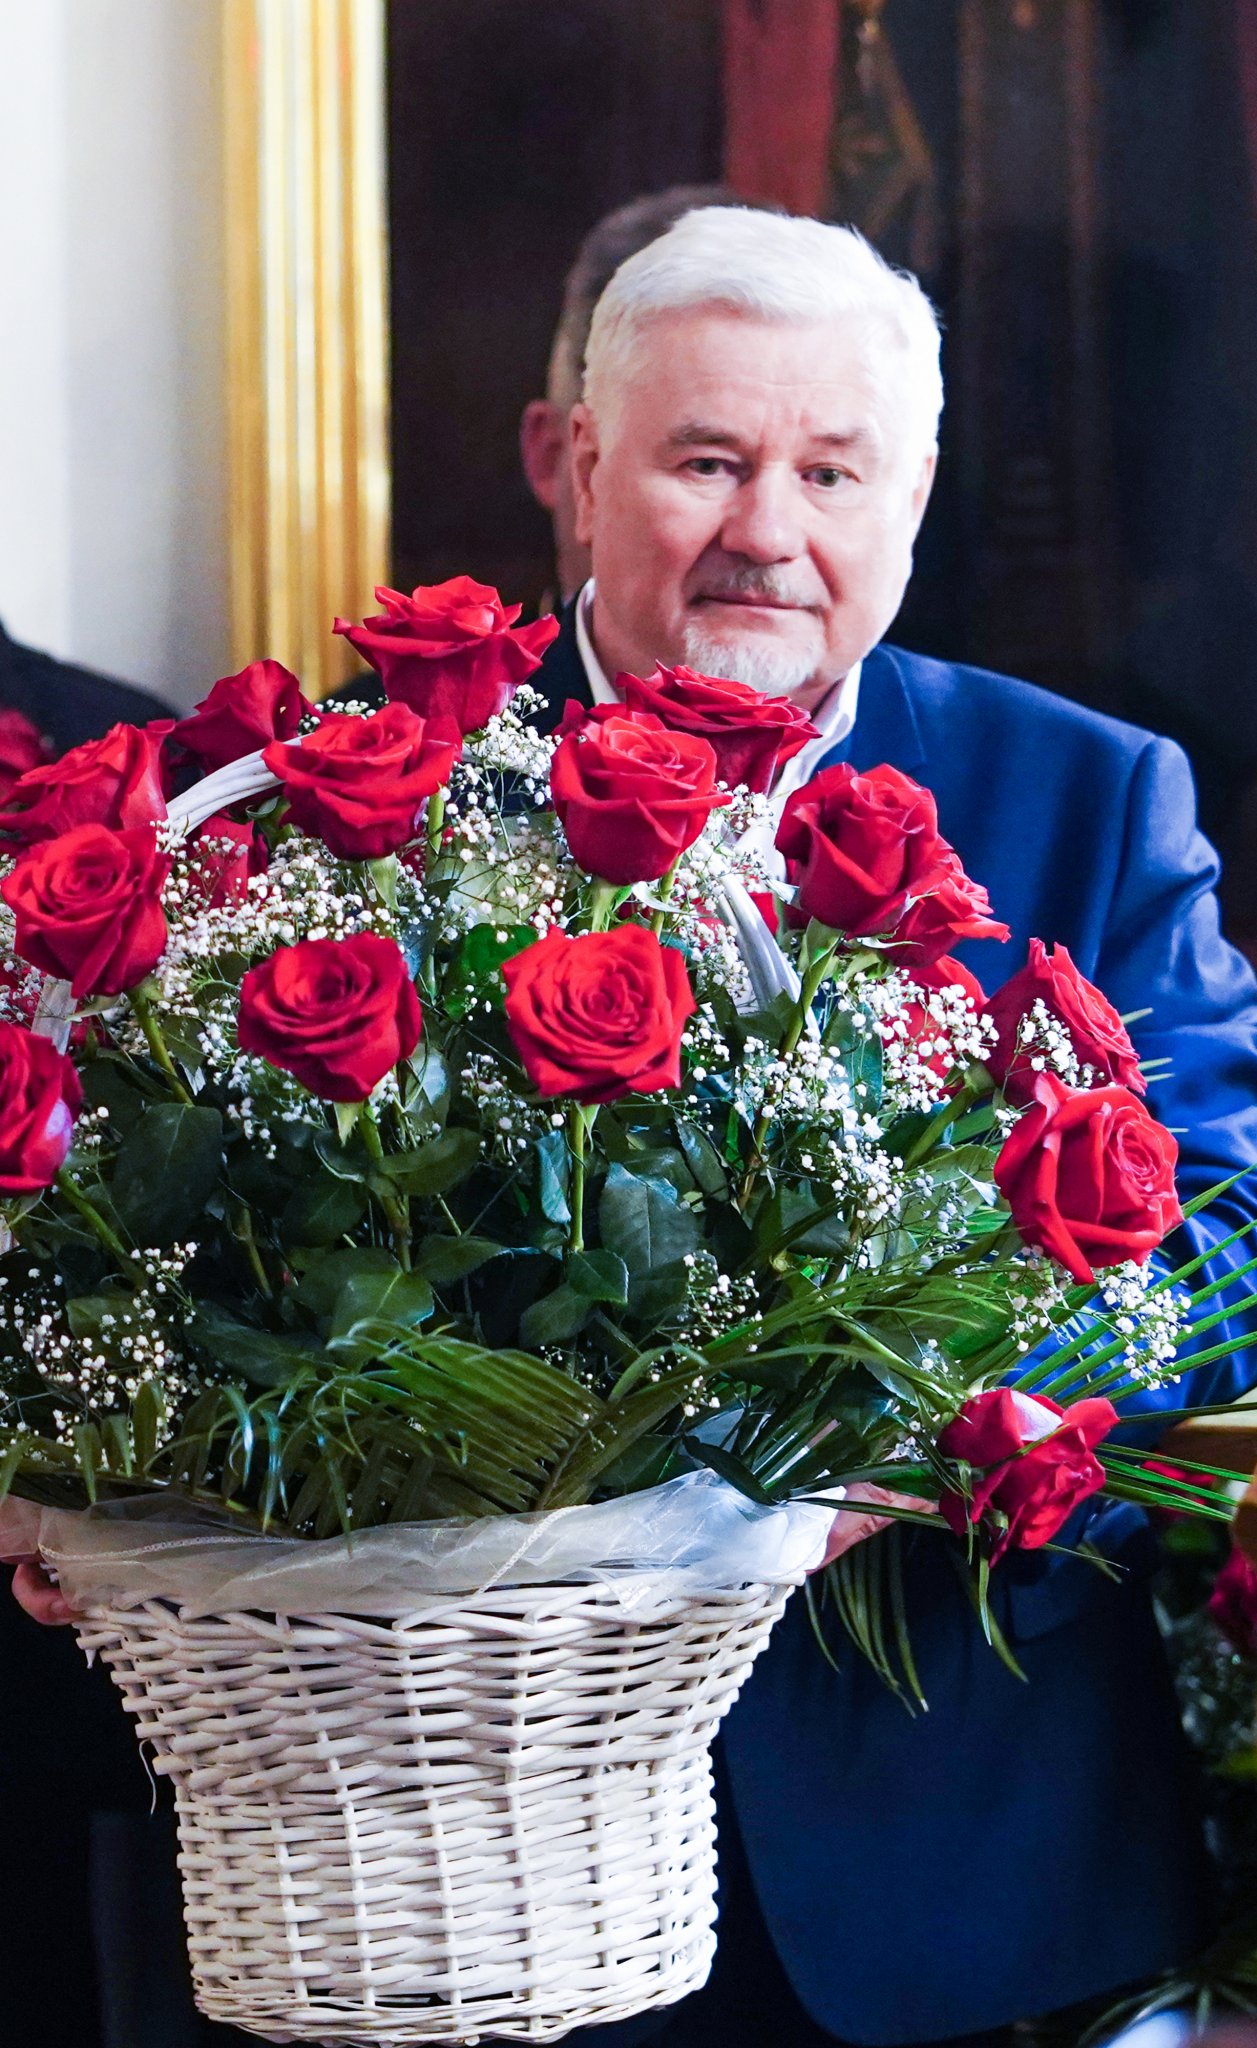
[189,813,269,908]
[237,933,421,1101]
[901,955,986,1081]
[986,938,1145,1103]
[2,823,170,998]
[0,721,169,847]
[0,1021,82,1193]
[939,1386,1118,1559]
[892,849,1010,967]
[334,577,558,740]
[1208,1547,1257,1658]
[619,663,819,794]
[263,703,459,860]
[0,710,51,803]
[171,660,313,771]
[503,923,696,1102]
[994,1072,1183,1285]
[775,761,941,934]
[550,702,731,884]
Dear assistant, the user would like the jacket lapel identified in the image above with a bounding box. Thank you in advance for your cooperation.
[838,641,928,780]
[531,600,591,734]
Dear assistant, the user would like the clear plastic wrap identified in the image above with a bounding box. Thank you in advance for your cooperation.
[19,1470,832,1620]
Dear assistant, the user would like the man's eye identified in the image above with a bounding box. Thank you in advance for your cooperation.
[808,466,855,489]
[683,457,731,478]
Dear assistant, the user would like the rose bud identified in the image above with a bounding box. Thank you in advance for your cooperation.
[263,702,459,861]
[334,577,558,740]
[986,938,1145,1103]
[237,932,422,1102]
[0,1022,83,1194]
[2,822,171,998]
[619,663,818,795]
[939,1386,1118,1560]
[900,955,986,1083]
[171,659,314,772]
[503,923,696,1103]
[189,813,270,909]
[994,1072,1183,1285]
[0,710,52,804]
[0,722,169,847]
[893,848,1010,967]
[775,761,942,936]
[1208,1547,1257,1659]
[550,702,731,885]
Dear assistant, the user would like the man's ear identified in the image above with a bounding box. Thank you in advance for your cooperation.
[519,401,569,512]
[570,403,600,548]
[910,448,938,535]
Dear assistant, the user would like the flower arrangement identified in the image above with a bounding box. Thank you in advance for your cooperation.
[0,576,1243,1648]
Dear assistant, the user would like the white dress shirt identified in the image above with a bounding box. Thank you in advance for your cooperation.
[574,578,861,876]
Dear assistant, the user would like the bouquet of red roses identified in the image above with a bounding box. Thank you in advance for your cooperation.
[0,574,1242,1664]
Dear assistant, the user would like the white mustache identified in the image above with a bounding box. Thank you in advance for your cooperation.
[692,564,822,608]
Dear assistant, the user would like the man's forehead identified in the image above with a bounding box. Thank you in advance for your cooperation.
[625,310,897,436]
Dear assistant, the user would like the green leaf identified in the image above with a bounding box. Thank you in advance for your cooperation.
[333,1101,360,1145]
[567,1249,629,1304]
[327,1268,436,1362]
[535,1129,571,1224]
[113,1102,223,1246]
[682,1436,776,1504]
[293,1246,397,1319]
[675,1117,728,1197]
[444,922,536,1019]
[599,1163,701,1276]
[519,1284,591,1349]
[626,1256,693,1322]
[185,1305,322,1387]
[373,1128,480,1197]
[280,1172,368,1247]
[415,1234,503,1286]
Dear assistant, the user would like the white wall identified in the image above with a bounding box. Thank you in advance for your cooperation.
[0,0,229,712]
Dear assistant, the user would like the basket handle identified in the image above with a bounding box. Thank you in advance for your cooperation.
[27,749,805,1046]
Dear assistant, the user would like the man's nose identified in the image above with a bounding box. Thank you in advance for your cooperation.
[717,473,806,564]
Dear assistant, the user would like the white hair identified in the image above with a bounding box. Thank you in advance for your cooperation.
[583,205,943,463]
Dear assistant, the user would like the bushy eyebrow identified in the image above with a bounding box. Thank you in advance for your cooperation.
[663,421,880,458]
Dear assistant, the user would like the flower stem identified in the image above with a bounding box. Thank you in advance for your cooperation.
[357,1102,412,1269]
[232,1203,273,1298]
[650,860,680,937]
[129,990,193,1105]
[54,1170,141,1282]
[587,880,622,934]
[568,1104,588,1253]
[425,786,446,871]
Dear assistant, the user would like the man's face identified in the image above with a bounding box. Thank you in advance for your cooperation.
[571,311,936,709]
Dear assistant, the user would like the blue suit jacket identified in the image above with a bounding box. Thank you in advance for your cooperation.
[535,618,1257,2042]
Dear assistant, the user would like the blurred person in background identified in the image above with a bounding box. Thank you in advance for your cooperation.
[519,185,744,608]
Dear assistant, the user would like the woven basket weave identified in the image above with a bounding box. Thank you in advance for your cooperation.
[76,1574,793,2044]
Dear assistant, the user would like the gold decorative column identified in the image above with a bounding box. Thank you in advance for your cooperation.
[223,0,390,699]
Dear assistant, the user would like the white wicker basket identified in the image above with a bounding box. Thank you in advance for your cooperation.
[75,1573,794,2044]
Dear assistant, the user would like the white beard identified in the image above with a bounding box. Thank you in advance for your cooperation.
[680,624,820,700]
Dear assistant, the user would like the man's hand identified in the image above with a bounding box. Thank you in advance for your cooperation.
[5,1556,74,1626]
[811,1482,935,1572]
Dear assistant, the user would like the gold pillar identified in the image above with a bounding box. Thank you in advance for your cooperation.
[224,0,391,699]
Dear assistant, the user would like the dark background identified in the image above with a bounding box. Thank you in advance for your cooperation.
[387,0,1257,946]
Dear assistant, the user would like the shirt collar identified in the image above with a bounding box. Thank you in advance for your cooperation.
[574,578,861,776]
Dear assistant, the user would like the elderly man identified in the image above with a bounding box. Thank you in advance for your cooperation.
[526,206,1257,2046]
